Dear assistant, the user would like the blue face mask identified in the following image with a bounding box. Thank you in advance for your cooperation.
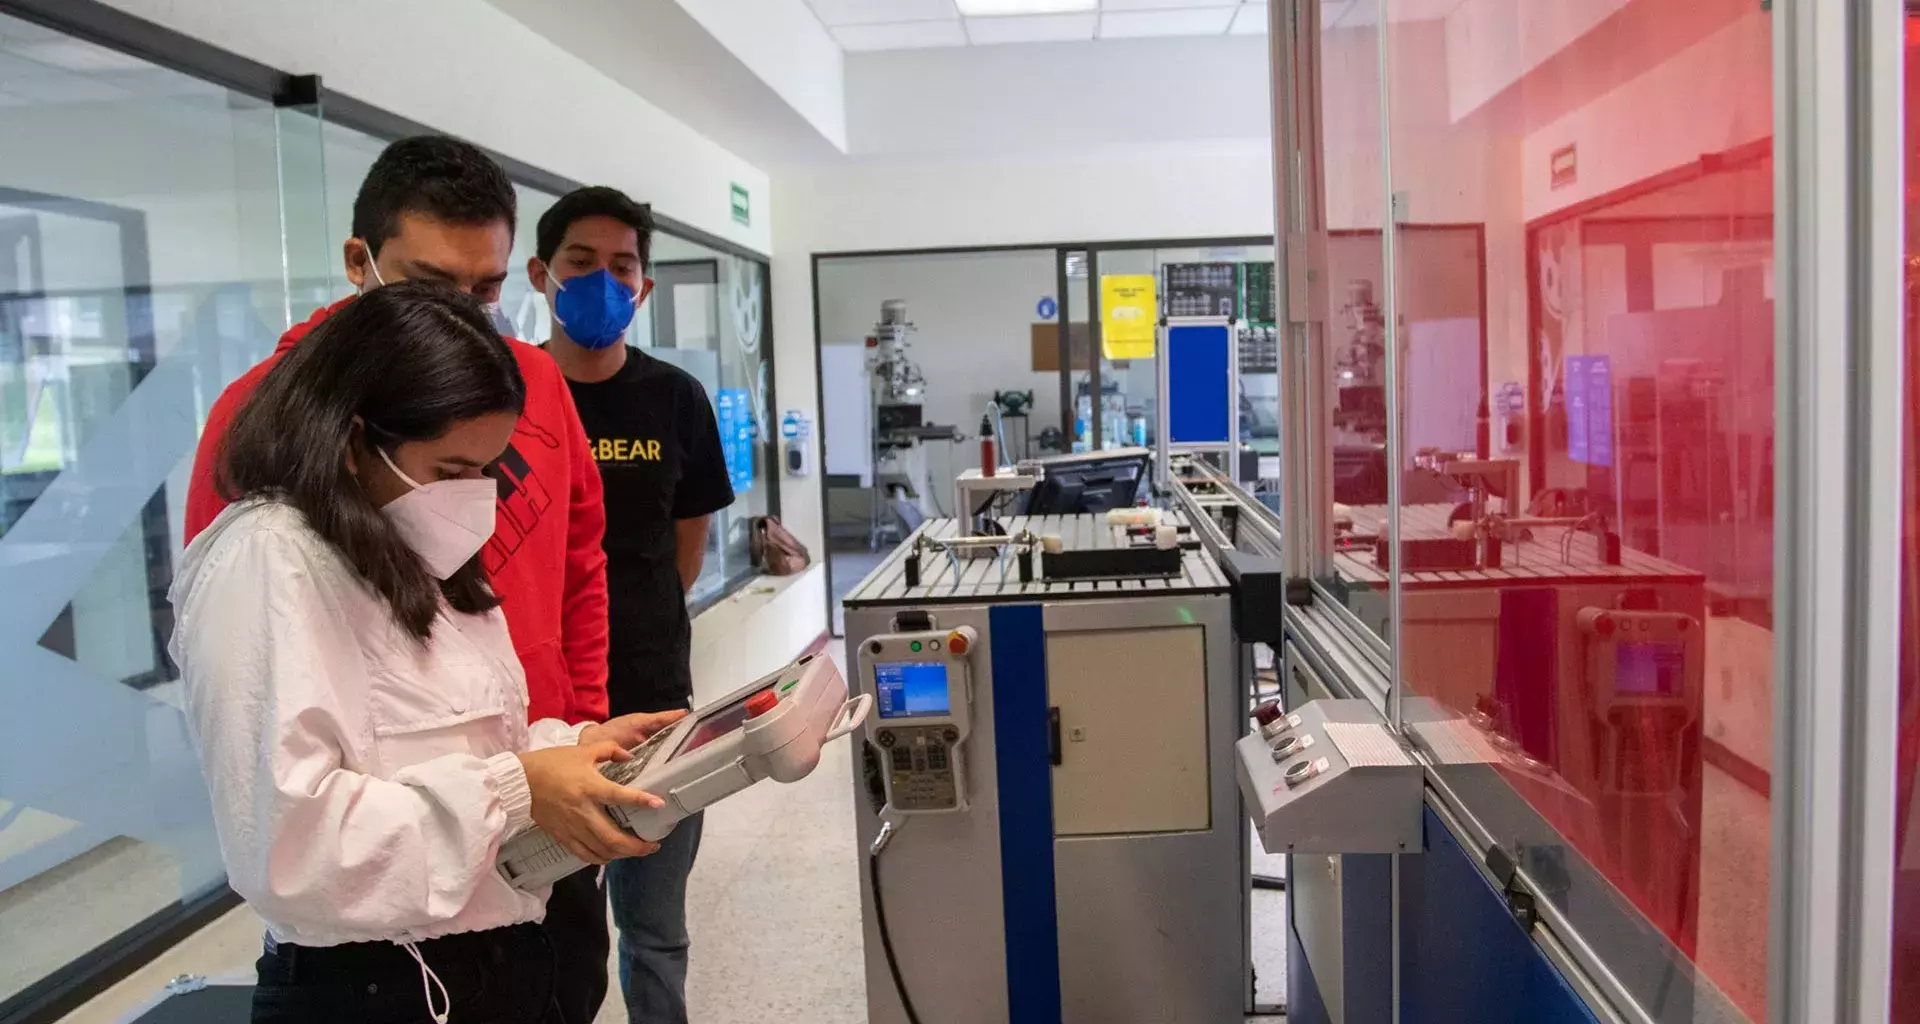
[548,267,638,349]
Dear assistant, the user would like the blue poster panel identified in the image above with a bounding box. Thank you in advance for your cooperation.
[1166,323,1232,445]
[716,388,755,493]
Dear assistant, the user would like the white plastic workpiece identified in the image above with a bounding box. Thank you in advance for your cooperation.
[1106,507,1162,528]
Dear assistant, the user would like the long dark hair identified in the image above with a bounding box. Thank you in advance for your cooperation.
[219,283,526,641]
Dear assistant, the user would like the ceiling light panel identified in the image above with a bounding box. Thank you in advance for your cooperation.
[1098,7,1236,38]
[834,19,969,50]
[806,0,958,27]
[964,11,1098,43]
[955,0,1096,16]
[1229,3,1268,34]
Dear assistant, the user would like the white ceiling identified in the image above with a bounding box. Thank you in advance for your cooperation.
[807,0,1270,51]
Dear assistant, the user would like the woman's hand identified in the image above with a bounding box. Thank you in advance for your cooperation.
[580,709,689,751]
[516,742,664,866]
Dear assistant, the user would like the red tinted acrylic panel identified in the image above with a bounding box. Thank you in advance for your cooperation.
[1382,0,1774,1017]
[1892,19,1920,1024]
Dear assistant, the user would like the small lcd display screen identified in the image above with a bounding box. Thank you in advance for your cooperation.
[874,662,951,720]
[674,693,757,757]
[1616,641,1684,696]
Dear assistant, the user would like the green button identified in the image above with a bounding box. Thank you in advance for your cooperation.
[911,641,922,652]
[780,680,797,693]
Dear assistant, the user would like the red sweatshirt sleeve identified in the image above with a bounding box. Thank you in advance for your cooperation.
[182,375,255,545]
[555,374,610,722]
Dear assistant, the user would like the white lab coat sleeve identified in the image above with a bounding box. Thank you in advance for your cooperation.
[527,718,591,751]
[177,527,525,937]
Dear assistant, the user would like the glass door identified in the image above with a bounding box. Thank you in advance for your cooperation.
[1093,247,1155,452]
[1056,247,1096,452]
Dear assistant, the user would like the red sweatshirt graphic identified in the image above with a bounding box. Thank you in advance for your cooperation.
[183,298,611,723]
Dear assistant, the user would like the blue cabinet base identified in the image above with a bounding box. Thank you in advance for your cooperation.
[1288,808,1601,1024]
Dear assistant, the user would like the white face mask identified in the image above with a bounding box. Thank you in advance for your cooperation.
[376,447,497,579]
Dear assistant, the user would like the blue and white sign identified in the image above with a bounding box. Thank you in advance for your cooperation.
[1564,355,1613,468]
[1037,296,1057,320]
[1585,356,1613,468]
[1565,356,1590,465]
[716,388,755,493]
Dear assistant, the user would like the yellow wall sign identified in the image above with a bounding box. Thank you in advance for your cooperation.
[1101,275,1158,360]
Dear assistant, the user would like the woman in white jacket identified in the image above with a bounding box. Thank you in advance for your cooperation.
[170,282,680,1024]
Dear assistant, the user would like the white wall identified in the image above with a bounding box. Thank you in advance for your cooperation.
[845,35,1270,159]
[96,0,773,254]
[770,139,1275,552]
[1443,0,1634,122]
[676,0,847,153]
[688,566,829,706]
[1518,8,1772,222]
[482,0,848,166]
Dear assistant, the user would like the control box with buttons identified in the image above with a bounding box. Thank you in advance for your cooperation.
[859,626,977,815]
[497,653,872,890]
[1237,698,1423,854]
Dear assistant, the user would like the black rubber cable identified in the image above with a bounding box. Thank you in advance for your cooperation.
[869,851,924,1024]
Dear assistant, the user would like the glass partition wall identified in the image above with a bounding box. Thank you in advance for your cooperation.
[1275,0,1912,1021]
[1279,0,1774,1018]
[0,7,774,1020]
[0,13,319,1015]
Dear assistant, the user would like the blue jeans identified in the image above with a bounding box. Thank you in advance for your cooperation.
[605,812,703,1024]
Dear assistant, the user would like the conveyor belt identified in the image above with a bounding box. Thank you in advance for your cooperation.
[1334,502,1704,587]
[843,514,1231,607]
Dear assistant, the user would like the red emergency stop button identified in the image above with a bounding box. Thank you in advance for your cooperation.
[947,632,970,655]
[746,690,780,718]
[1253,699,1283,726]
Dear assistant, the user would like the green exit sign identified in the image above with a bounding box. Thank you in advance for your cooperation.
[730,183,750,226]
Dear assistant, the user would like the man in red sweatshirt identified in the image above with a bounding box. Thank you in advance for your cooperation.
[182,136,615,1024]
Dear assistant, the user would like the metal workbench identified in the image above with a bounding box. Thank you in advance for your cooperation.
[1334,502,1705,588]
[843,512,1233,606]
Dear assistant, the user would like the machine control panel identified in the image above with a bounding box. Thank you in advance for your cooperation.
[1236,698,1423,854]
[860,627,977,814]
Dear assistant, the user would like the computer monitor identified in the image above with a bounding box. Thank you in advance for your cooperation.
[1024,448,1150,515]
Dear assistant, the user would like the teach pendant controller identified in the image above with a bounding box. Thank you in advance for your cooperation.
[859,626,978,815]
[497,653,871,890]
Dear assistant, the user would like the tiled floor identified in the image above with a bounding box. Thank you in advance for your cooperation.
[827,548,888,636]
[0,835,182,1005]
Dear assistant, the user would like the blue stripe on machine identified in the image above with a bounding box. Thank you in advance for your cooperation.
[989,603,1062,1024]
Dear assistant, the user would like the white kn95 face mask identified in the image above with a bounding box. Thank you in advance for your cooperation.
[376,446,497,579]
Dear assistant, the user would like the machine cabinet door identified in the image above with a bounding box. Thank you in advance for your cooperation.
[1045,625,1211,836]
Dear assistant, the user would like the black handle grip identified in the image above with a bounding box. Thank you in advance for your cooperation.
[1048,707,1062,766]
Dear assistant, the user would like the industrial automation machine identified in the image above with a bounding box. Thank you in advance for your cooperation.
[865,299,958,546]
[843,513,1249,1024]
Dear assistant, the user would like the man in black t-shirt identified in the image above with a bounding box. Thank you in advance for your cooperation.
[530,186,733,1024]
